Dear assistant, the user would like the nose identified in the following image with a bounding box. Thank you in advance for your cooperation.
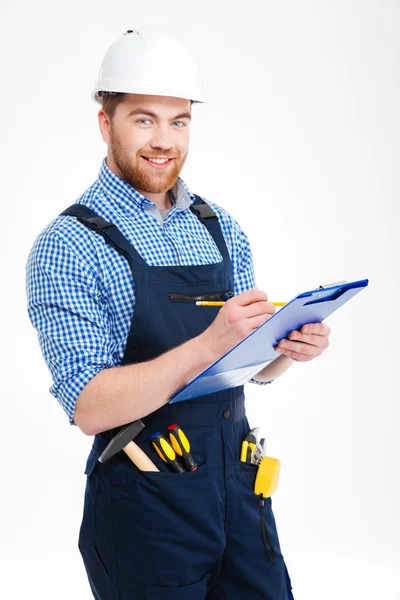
[149,125,174,152]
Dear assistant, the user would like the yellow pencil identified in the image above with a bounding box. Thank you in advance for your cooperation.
[195,301,287,307]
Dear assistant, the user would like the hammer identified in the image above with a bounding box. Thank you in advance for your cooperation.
[98,419,159,471]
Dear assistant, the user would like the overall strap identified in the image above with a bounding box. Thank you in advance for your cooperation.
[60,195,231,267]
[189,196,231,263]
[60,204,147,268]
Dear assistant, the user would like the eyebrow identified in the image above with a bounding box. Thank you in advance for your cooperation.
[126,108,192,121]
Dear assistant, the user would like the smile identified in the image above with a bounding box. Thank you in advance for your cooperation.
[141,156,175,170]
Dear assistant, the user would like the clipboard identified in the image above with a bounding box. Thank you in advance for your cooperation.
[169,278,369,403]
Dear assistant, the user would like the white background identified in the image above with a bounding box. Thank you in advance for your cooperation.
[1,0,399,598]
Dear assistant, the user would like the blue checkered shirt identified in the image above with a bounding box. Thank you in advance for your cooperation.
[26,158,269,426]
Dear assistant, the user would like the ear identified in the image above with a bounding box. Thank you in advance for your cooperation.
[98,109,112,144]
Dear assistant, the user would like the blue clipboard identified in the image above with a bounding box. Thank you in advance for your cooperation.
[169,278,369,403]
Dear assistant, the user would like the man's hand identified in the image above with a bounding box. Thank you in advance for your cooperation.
[274,322,331,362]
[200,289,276,361]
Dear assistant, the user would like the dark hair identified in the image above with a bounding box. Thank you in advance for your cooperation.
[98,92,128,122]
[98,91,193,122]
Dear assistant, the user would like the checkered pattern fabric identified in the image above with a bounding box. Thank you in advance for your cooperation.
[26,158,269,425]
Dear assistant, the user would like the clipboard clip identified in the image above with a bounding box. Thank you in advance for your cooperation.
[316,280,348,290]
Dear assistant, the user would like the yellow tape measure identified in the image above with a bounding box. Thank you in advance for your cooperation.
[254,456,281,498]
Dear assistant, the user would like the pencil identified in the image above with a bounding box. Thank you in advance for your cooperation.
[196,301,287,307]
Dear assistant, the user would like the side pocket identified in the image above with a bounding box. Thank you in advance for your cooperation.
[145,572,210,599]
[84,445,101,476]
[239,461,259,493]
[283,561,295,599]
[78,473,98,550]
[79,539,118,599]
[78,446,101,550]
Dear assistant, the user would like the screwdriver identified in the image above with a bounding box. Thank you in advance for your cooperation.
[240,440,249,463]
[167,423,198,472]
[245,427,259,464]
[151,432,185,473]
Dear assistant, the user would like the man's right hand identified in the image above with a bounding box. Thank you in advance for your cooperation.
[75,289,275,435]
[199,289,276,362]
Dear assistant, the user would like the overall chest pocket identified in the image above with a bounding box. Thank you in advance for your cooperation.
[146,281,233,346]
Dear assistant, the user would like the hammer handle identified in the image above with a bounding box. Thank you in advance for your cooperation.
[123,441,160,472]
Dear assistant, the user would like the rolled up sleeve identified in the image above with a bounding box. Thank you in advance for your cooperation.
[26,229,117,425]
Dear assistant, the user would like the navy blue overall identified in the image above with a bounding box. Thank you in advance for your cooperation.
[61,197,294,600]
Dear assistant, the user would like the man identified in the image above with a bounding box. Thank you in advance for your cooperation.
[26,25,330,599]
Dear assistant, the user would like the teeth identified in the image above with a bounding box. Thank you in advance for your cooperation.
[145,157,170,164]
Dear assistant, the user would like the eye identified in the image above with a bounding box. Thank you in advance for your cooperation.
[137,119,151,125]
[173,121,186,127]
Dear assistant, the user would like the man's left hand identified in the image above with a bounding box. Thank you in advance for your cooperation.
[274,323,331,362]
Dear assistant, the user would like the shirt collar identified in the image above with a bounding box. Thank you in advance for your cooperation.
[97,157,196,217]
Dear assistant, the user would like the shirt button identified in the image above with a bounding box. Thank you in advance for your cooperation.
[223,410,231,419]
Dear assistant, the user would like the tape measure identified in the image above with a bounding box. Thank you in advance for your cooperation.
[254,456,281,498]
[254,455,281,563]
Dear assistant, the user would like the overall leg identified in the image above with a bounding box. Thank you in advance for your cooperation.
[207,415,294,600]
[78,415,227,599]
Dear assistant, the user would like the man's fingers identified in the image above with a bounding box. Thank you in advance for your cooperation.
[288,330,325,347]
[247,312,273,331]
[300,322,331,335]
[278,340,316,356]
[223,300,275,327]
[243,301,275,319]
[232,288,269,306]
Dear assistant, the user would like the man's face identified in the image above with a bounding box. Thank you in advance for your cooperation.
[104,94,191,196]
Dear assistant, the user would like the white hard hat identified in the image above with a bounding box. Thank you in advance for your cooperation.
[92,25,206,104]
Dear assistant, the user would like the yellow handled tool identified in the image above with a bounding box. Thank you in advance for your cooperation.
[151,432,185,473]
[240,440,249,462]
[168,423,198,472]
[240,427,259,463]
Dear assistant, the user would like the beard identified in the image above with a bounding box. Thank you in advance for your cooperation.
[109,124,187,194]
